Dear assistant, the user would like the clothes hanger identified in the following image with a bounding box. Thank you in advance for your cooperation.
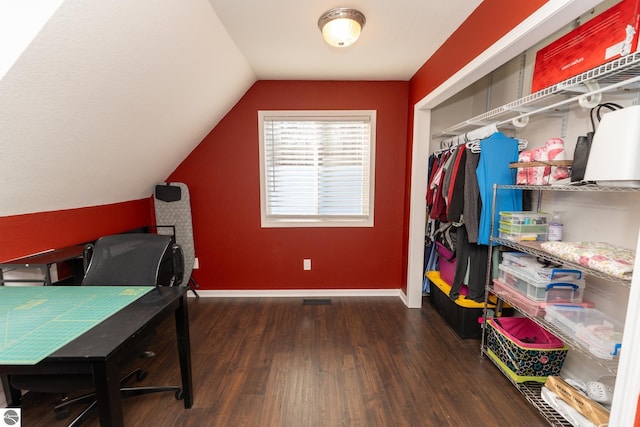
[466,139,481,153]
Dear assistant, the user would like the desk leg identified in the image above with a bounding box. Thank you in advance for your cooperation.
[92,360,124,427]
[1,375,22,406]
[175,294,193,408]
[43,265,52,286]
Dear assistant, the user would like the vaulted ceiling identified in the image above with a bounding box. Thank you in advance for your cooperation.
[0,1,252,217]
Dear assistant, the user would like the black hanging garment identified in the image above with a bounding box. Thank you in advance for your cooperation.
[449,224,488,303]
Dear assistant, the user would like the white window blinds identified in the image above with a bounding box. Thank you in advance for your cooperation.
[259,111,376,227]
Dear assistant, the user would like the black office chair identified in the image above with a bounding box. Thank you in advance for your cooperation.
[81,233,184,287]
[9,233,186,427]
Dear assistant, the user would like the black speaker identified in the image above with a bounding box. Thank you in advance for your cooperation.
[155,184,182,202]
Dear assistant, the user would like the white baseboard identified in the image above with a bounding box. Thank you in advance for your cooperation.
[188,288,405,299]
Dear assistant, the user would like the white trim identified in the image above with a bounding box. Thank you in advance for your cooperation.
[405,107,431,309]
[406,0,602,308]
[609,228,640,427]
[397,288,409,307]
[258,109,376,228]
[188,288,404,299]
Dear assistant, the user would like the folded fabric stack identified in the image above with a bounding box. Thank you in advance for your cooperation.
[516,137,570,185]
[539,241,635,279]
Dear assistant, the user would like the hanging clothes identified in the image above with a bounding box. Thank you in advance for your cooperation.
[446,147,466,223]
[463,148,481,243]
[427,131,524,302]
[426,153,441,211]
[428,151,451,222]
[441,148,457,206]
[476,132,522,245]
[449,224,488,302]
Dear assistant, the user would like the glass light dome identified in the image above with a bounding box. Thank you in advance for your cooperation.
[318,8,366,48]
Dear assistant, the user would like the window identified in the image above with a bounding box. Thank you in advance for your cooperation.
[258,110,376,228]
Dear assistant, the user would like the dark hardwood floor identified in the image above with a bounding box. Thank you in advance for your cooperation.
[16,296,548,426]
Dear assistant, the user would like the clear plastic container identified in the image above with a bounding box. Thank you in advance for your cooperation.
[544,305,624,359]
[499,226,548,242]
[501,252,581,281]
[493,278,546,317]
[499,212,550,241]
[498,263,585,303]
[499,211,550,225]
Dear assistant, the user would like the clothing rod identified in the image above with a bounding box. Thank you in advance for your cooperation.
[439,124,498,147]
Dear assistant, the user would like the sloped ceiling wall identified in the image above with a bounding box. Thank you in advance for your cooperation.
[0,0,255,217]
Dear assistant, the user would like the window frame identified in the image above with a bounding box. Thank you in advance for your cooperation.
[258,110,376,228]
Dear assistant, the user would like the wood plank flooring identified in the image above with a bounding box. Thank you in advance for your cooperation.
[16,296,548,426]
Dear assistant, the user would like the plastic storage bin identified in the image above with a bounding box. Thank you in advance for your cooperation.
[544,305,624,359]
[498,262,585,303]
[426,271,488,339]
[436,242,456,285]
[493,278,595,318]
[485,317,568,383]
[502,252,576,281]
[499,211,550,241]
[493,279,546,317]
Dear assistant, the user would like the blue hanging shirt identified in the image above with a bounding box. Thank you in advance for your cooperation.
[476,132,522,245]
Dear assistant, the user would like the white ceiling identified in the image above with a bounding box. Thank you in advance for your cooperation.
[0,0,482,218]
[208,0,482,80]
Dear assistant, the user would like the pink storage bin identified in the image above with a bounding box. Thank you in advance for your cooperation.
[435,242,469,295]
[486,317,568,383]
[489,317,564,349]
[436,242,456,285]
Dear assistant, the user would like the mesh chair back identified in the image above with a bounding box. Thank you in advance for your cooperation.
[82,234,179,287]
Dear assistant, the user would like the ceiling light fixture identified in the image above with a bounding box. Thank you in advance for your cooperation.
[318,8,366,48]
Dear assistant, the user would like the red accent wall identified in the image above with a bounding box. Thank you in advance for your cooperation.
[409,0,547,105]
[167,80,410,290]
[0,199,152,262]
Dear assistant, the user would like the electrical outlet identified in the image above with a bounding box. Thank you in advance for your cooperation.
[193,257,199,269]
[303,259,311,270]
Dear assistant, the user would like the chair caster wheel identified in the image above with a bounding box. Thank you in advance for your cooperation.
[136,370,148,382]
[55,408,70,420]
[175,389,184,400]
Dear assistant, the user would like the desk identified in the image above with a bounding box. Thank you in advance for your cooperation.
[0,245,86,286]
[0,286,193,427]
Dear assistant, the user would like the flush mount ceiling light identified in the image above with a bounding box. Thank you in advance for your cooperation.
[318,8,366,48]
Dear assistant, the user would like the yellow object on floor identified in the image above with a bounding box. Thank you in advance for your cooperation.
[426,270,504,308]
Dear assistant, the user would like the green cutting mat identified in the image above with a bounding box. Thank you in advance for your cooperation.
[0,286,152,365]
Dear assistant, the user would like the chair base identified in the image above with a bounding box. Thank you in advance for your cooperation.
[188,276,200,298]
[54,368,182,427]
